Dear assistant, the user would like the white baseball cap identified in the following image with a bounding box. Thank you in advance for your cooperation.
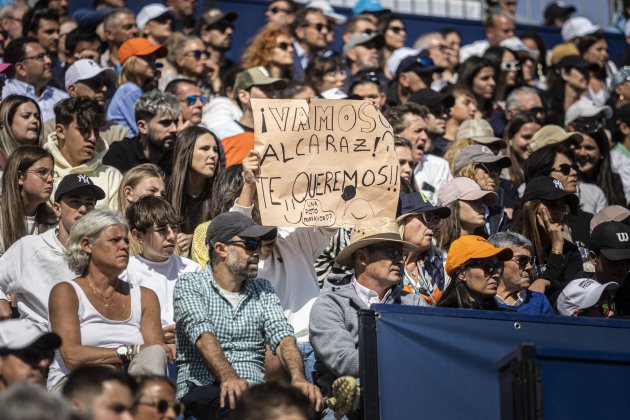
[561,16,599,42]
[136,3,176,30]
[306,0,347,25]
[386,47,420,77]
[65,59,116,91]
[565,96,612,125]
[556,279,619,316]
[0,319,61,351]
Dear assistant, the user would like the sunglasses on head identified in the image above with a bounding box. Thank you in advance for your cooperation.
[225,238,262,251]
[137,399,184,416]
[511,255,536,269]
[183,94,207,106]
[551,163,578,176]
[276,41,291,51]
[501,60,521,72]
[467,259,503,275]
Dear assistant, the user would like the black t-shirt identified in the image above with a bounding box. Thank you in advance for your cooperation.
[102,136,172,176]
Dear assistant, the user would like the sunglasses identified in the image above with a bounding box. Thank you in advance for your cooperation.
[182,94,207,106]
[551,163,578,176]
[208,22,233,33]
[276,41,292,51]
[137,399,184,416]
[152,14,173,24]
[268,6,291,14]
[366,245,404,260]
[225,239,262,251]
[419,212,441,227]
[302,22,332,32]
[184,50,209,60]
[476,163,501,176]
[0,348,54,365]
[80,77,108,91]
[524,107,546,123]
[572,117,604,133]
[501,60,521,72]
[467,259,503,275]
[511,255,536,269]
[429,105,447,118]
[387,26,406,34]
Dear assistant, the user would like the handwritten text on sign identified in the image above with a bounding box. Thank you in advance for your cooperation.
[252,98,399,227]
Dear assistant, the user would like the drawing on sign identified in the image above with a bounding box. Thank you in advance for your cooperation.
[252,98,399,228]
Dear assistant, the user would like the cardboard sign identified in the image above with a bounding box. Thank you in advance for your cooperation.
[252,98,399,228]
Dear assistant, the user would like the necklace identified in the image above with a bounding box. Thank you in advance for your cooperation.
[86,278,122,312]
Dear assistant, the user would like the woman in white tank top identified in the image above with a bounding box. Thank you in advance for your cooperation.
[48,210,170,390]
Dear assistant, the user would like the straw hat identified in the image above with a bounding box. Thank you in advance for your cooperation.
[335,217,418,267]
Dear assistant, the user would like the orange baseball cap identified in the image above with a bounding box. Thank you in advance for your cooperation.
[444,235,512,276]
[118,37,167,64]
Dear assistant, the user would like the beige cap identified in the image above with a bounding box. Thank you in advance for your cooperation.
[233,66,287,99]
[529,124,582,152]
[590,205,630,233]
[437,177,498,207]
[455,119,506,147]
[550,43,579,66]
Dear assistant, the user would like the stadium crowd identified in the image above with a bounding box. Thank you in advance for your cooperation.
[1,0,630,419]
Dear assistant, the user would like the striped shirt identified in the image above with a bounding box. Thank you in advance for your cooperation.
[173,267,294,399]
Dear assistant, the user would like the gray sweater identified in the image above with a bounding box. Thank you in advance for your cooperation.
[309,275,426,394]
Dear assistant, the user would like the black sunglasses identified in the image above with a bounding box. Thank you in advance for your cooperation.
[225,239,262,251]
[511,255,536,269]
[551,163,578,176]
[302,22,332,32]
[80,77,108,91]
[152,14,173,24]
[467,259,503,275]
[572,117,604,133]
[0,348,54,365]
[268,6,291,14]
[137,399,184,416]
[276,41,291,51]
[366,245,404,260]
[208,22,233,32]
[388,26,406,34]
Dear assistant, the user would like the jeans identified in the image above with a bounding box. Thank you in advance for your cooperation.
[181,383,232,420]
[296,342,316,383]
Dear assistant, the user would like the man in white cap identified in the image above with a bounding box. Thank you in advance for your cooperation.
[565,96,612,132]
[0,319,61,392]
[310,217,425,419]
[557,279,619,317]
[561,16,599,45]
[42,58,126,145]
[137,3,176,46]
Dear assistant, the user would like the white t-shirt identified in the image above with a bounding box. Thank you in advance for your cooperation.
[414,154,453,204]
[123,255,200,326]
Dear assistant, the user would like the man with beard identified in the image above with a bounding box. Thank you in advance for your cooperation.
[174,212,322,419]
[103,90,181,176]
[42,59,127,145]
[196,10,239,77]
[344,33,383,77]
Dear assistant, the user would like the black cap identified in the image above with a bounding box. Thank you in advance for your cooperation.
[54,174,106,202]
[521,176,579,207]
[590,221,630,261]
[544,2,576,26]
[556,55,597,71]
[396,50,443,77]
[615,104,630,124]
[205,212,277,246]
[409,88,455,109]
[396,192,451,219]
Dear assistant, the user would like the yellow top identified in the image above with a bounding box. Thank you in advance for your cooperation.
[191,220,211,270]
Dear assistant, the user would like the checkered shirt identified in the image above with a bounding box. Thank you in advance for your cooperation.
[174,267,294,399]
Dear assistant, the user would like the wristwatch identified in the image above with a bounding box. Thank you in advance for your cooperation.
[117,345,131,362]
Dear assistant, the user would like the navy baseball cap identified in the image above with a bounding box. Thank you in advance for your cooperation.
[395,50,443,77]
[206,212,277,246]
[396,192,451,220]
[54,174,105,202]
[521,176,579,208]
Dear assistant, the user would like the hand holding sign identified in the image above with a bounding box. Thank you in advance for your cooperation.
[252,98,399,228]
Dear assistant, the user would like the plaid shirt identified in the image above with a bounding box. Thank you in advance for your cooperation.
[174,267,294,399]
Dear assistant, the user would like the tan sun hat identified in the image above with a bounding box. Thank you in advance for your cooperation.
[335,217,418,267]
[455,119,507,147]
[529,124,582,152]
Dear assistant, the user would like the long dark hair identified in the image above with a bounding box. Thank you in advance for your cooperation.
[504,112,538,185]
[483,46,521,102]
[578,130,624,206]
[437,269,498,309]
[167,126,221,234]
[523,141,575,182]
[458,56,495,117]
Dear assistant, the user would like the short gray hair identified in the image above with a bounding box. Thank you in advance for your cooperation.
[103,8,134,31]
[134,90,181,123]
[505,86,539,111]
[488,231,532,250]
[65,210,129,275]
[413,32,443,50]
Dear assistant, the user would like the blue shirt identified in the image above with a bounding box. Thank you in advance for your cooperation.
[106,82,142,136]
[495,290,555,315]
[2,79,69,122]
[173,267,294,399]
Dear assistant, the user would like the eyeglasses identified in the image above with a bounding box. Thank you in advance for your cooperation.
[302,22,332,32]
[572,116,604,133]
[20,52,48,62]
[501,60,521,72]
[23,168,58,181]
[208,22,233,33]
[136,399,184,416]
[551,163,578,176]
[267,6,291,14]
[182,94,207,106]
[151,14,173,24]
[0,348,54,366]
[184,50,210,60]
[467,260,503,275]
[225,239,262,251]
[510,255,536,269]
[366,245,404,260]
[387,26,406,34]
[276,41,292,51]
[420,212,441,227]
[476,163,501,176]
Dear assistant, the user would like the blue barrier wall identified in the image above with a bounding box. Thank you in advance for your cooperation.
[363,305,630,419]
[68,0,628,65]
